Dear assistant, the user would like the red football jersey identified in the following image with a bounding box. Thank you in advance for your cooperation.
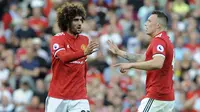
[48,32,89,100]
[145,31,175,101]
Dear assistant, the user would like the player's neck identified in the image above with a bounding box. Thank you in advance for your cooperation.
[151,29,165,37]
[66,31,78,38]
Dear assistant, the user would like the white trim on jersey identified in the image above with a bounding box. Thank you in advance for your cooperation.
[155,33,163,38]
[152,54,165,58]
[54,48,65,57]
[55,32,65,36]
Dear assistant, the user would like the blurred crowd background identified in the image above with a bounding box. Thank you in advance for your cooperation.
[0,0,200,112]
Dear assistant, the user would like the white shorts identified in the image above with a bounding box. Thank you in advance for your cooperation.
[45,96,90,112]
[138,98,175,112]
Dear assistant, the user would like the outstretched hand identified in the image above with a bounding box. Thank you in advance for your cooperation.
[113,63,132,73]
[107,40,119,55]
[84,40,99,55]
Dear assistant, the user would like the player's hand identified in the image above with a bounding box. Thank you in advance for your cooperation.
[120,68,127,73]
[84,40,99,55]
[107,40,119,55]
[113,63,132,73]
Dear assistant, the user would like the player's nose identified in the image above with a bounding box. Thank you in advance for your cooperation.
[77,19,82,25]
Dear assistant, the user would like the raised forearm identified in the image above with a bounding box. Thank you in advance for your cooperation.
[116,50,144,62]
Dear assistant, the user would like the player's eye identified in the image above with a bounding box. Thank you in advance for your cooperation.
[73,18,83,23]
[73,19,79,21]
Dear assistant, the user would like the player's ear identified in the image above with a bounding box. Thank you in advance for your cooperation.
[157,23,161,29]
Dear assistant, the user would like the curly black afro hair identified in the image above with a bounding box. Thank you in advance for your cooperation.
[57,2,86,31]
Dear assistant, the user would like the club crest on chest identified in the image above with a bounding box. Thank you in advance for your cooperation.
[81,44,86,51]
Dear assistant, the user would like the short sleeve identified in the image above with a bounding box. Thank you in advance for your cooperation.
[50,36,65,57]
[152,38,167,58]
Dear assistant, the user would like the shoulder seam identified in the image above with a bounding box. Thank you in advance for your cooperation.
[54,32,65,37]
[154,37,168,48]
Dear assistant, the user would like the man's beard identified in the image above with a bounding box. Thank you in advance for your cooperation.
[69,28,81,35]
[69,24,82,35]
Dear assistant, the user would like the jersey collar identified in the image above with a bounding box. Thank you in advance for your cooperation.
[154,31,168,38]
[64,32,79,40]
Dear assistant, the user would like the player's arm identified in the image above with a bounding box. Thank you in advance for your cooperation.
[107,40,145,62]
[131,38,167,70]
[128,56,164,70]
[117,50,145,62]
[57,41,98,62]
[51,36,98,63]
[56,50,85,63]
[114,38,167,71]
[114,56,164,71]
